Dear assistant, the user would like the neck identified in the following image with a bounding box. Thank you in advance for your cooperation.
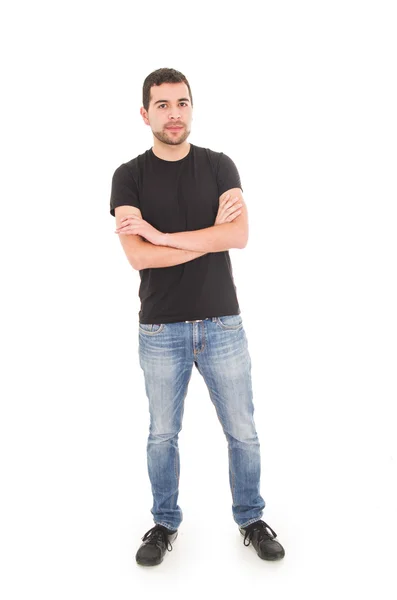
[151,140,191,162]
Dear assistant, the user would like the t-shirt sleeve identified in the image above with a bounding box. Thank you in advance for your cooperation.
[217,152,243,196]
[109,163,140,217]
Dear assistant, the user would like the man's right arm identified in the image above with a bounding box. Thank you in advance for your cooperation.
[115,206,208,270]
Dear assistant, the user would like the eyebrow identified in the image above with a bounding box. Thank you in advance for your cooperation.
[153,98,190,105]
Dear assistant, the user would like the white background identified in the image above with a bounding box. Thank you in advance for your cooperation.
[1,0,396,598]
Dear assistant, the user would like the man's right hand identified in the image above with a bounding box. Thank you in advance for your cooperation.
[215,194,243,226]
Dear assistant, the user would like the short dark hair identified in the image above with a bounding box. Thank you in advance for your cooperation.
[142,68,193,111]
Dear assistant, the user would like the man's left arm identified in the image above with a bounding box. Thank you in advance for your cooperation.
[161,188,249,253]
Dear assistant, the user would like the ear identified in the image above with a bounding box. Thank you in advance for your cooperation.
[140,107,149,125]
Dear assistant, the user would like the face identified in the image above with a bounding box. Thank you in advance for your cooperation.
[141,82,192,146]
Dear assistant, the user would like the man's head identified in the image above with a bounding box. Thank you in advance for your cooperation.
[140,68,193,146]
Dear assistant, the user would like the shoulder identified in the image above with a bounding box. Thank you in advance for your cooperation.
[196,144,222,160]
[200,146,237,170]
[194,145,224,173]
[113,153,142,175]
[112,152,146,186]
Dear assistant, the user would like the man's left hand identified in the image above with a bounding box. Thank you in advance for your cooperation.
[115,216,166,246]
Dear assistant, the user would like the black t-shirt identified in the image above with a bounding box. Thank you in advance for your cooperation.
[110,143,243,324]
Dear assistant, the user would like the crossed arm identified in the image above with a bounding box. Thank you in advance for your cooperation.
[162,220,245,253]
[115,188,248,270]
[160,187,247,252]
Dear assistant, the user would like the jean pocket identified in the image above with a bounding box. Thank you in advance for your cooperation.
[138,323,165,335]
[215,314,243,330]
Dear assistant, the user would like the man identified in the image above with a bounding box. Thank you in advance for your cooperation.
[110,68,285,566]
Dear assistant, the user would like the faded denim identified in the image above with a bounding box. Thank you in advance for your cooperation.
[138,314,266,530]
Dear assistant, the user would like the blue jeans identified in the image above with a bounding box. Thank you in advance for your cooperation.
[138,314,266,530]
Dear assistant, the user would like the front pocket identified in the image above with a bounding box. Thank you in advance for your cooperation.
[138,323,165,335]
[215,314,243,330]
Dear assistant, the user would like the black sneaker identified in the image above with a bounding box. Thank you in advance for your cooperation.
[135,524,178,566]
[239,520,285,560]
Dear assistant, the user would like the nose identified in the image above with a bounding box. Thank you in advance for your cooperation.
[168,108,181,119]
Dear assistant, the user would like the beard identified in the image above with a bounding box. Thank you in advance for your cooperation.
[152,126,190,146]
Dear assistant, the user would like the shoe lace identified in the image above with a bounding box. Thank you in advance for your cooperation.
[243,520,277,547]
[141,525,175,551]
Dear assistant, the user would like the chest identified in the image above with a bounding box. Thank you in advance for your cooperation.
[139,161,219,233]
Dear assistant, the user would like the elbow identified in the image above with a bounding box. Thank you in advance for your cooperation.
[128,254,143,271]
[132,257,144,270]
[126,240,146,270]
[232,223,248,249]
[238,234,248,249]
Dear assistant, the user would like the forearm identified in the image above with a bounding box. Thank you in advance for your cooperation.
[161,222,242,253]
[138,239,208,270]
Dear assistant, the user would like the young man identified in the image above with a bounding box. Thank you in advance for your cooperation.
[110,68,285,566]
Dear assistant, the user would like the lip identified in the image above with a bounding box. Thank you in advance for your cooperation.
[166,126,183,130]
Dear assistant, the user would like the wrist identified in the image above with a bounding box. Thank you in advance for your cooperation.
[160,232,170,246]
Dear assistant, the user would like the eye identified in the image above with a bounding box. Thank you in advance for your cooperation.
[158,102,189,109]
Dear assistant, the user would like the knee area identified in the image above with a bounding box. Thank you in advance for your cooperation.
[148,430,180,444]
[225,428,260,446]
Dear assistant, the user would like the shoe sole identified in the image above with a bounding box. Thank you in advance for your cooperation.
[136,557,163,566]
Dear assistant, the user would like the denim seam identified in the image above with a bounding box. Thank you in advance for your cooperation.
[155,521,176,530]
[196,320,206,355]
[228,445,235,498]
[192,321,206,357]
[240,517,263,529]
[174,447,178,481]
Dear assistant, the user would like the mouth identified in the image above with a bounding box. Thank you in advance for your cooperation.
[166,126,183,131]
